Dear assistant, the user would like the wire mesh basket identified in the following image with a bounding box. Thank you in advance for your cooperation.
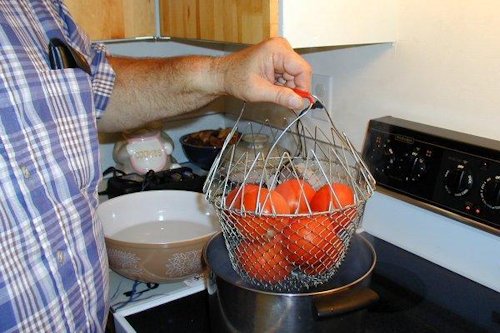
[204,91,375,292]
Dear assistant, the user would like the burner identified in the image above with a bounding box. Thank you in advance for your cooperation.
[99,167,206,198]
[369,265,425,314]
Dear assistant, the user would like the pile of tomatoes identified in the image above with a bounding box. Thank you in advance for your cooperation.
[224,178,357,284]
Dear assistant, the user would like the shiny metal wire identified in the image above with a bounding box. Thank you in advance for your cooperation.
[204,96,375,292]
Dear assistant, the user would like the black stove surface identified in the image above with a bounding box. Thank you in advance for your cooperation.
[117,234,499,333]
[363,235,498,333]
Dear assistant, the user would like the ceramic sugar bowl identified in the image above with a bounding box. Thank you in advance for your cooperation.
[113,128,179,174]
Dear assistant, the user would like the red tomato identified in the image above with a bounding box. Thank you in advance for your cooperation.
[282,215,344,274]
[310,183,355,212]
[225,184,260,209]
[233,187,291,240]
[233,214,291,240]
[332,207,358,228]
[275,179,316,213]
[303,236,345,275]
[237,237,292,284]
[242,188,290,214]
[240,187,269,212]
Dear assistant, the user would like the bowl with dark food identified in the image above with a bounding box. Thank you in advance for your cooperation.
[180,128,241,170]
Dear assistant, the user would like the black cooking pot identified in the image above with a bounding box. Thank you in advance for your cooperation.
[204,233,378,333]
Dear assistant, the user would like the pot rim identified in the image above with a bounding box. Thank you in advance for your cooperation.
[203,232,377,297]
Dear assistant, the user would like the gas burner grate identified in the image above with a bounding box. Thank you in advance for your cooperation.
[99,166,206,198]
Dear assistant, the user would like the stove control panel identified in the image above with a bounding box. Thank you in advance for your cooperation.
[362,116,499,234]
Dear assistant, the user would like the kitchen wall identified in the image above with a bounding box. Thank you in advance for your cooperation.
[99,3,500,290]
[101,0,500,168]
[301,0,500,149]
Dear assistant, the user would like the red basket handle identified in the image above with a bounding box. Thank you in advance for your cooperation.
[292,88,315,104]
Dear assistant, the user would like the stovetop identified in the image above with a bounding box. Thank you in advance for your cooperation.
[114,233,499,333]
[364,235,499,333]
[101,143,499,332]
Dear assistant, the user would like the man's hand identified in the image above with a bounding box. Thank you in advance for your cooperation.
[215,37,312,110]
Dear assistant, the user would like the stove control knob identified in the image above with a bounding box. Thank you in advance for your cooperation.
[383,148,396,175]
[368,140,395,175]
[406,151,427,182]
[480,176,500,209]
[444,164,473,196]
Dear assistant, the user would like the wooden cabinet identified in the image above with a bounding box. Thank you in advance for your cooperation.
[159,0,396,48]
[160,0,278,45]
[65,0,156,41]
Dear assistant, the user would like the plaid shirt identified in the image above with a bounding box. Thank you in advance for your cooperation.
[0,0,115,332]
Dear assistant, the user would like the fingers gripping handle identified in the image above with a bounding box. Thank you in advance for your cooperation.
[293,88,315,104]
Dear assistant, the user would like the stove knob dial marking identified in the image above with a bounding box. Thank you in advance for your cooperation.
[405,150,427,182]
[369,138,395,176]
[444,164,473,197]
[480,175,500,209]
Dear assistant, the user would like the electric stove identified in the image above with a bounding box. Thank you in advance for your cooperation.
[108,232,499,333]
[103,117,499,333]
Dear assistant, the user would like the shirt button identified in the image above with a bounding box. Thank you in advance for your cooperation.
[56,251,65,265]
[21,165,31,179]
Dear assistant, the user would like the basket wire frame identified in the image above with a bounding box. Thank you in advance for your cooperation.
[204,96,375,292]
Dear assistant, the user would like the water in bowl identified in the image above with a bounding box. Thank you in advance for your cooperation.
[111,220,215,243]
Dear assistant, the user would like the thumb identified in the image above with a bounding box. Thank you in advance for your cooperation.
[259,83,307,110]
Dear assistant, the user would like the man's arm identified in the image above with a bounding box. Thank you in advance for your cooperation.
[98,38,312,133]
